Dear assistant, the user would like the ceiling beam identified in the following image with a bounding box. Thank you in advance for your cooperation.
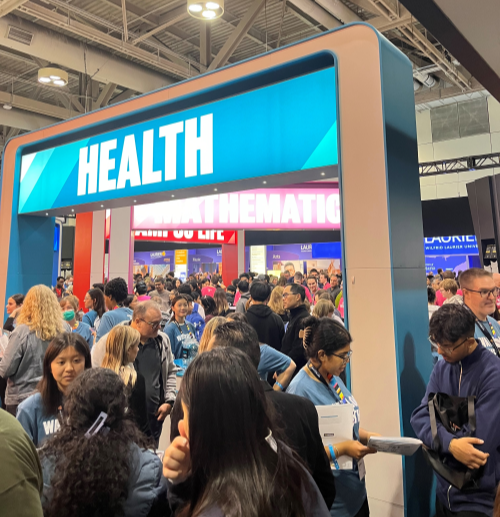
[0,107,59,130]
[121,0,129,42]
[95,82,117,108]
[208,0,266,71]
[415,78,483,106]
[220,9,273,50]
[0,0,29,18]
[288,0,341,30]
[19,2,195,79]
[0,15,172,93]
[109,88,136,105]
[132,6,188,46]
[200,23,211,68]
[315,0,362,24]
[399,25,471,90]
[343,0,380,14]
[0,90,72,118]
[369,7,412,31]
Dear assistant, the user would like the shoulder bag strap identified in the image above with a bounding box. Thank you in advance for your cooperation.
[468,397,476,435]
[428,398,441,452]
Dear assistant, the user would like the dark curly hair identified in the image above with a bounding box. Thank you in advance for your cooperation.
[104,277,129,305]
[41,368,149,517]
[300,315,352,359]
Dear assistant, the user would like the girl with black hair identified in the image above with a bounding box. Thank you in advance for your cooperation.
[40,368,168,517]
[164,295,198,359]
[82,288,106,330]
[163,347,330,517]
[200,295,217,323]
[16,333,91,446]
[287,316,380,517]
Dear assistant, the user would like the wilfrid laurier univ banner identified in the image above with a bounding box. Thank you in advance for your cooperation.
[18,67,338,215]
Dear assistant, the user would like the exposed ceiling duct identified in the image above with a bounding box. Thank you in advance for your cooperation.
[0,15,174,94]
[315,0,363,24]
[413,68,437,88]
[288,0,343,29]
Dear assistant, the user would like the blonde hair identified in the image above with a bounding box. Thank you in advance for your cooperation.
[199,316,227,353]
[441,279,458,295]
[17,285,65,341]
[268,286,285,315]
[101,326,140,387]
[313,299,335,318]
[60,295,79,312]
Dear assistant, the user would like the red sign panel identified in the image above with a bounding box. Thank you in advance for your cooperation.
[134,230,237,245]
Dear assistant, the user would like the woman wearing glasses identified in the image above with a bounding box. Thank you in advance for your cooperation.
[287,316,380,517]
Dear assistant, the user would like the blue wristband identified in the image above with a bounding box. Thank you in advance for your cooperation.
[328,444,340,470]
[275,381,284,390]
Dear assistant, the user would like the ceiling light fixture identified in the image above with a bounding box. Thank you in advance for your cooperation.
[187,0,224,20]
[38,67,68,87]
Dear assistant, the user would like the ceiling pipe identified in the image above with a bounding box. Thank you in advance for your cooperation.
[0,15,174,93]
[413,68,437,88]
[315,0,363,24]
[288,0,342,29]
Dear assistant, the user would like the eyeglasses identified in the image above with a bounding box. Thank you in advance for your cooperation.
[283,292,298,299]
[140,318,161,330]
[332,350,353,364]
[464,287,499,299]
[429,336,470,356]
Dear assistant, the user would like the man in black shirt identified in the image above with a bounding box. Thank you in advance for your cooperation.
[281,283,310,373]
[246,281,285,350]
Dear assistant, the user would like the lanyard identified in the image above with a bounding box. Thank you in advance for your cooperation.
[173,320,195,341]
[306,362,346,404]
[474,318,500,357]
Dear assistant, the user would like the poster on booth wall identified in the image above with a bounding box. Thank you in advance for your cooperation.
[306,260,341,278]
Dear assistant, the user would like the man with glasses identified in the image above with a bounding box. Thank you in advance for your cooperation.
[281,283,310,374]
[412,304,500,517]
[460,268,500,357]
[92,300,177,444]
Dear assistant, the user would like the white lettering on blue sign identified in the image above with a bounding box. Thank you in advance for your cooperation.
[77,115,213,196]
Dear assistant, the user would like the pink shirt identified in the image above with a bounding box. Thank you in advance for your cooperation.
[201,286,217,298]
[137,295,150,301]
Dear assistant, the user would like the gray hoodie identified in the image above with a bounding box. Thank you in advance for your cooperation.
[0,325,52,406]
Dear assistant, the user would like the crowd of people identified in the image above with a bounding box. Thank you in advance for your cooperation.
[1,265,500,517]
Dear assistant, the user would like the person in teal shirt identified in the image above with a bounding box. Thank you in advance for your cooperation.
[164,295,198,359]
[287,316,380,517]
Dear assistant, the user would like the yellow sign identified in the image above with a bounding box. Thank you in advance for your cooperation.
[175,249,188,265]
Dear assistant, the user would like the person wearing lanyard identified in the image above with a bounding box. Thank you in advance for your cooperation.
[164,295,198,359]
[460,268,500,357]
[287,315,380,517]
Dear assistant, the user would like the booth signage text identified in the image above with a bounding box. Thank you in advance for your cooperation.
[134,229,237,244]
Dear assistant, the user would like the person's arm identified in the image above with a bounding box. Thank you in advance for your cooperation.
[274,360,296,391]
[278,317,285,346]
[410,364,468,454]
[91,336,107,368]
[81,312,93,327]
[159,334,177,417]
[129,375,152,437]
[0,327,27,379]
[16,402,38,445]
[235,300,245,313]
[95,313,112,342]
[359,428,381,446]
[164,325,181,359]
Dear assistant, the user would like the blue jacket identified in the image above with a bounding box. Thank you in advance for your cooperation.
[186,303,205,342]
[42,443,167,517]
[411,345,500,515]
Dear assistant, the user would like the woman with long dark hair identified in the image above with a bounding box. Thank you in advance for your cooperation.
[101,325,151,438]
[40,368,167,517]
[3,293,24,332]
[287,316,380,517]
[213,289,230,317]
[163,347,330,517]
[164,295,198,359]
[82,288,106,329]
[16,333,91,446]
[200,295,217,323]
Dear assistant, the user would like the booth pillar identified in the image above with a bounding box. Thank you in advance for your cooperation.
[222,230,245,286]
[73,211,105,305]
[108,207,134,289]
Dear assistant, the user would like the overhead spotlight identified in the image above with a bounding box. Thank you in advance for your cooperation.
[38,67,68,87]
[187,0,224,19]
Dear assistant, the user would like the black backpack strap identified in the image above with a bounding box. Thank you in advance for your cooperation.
[428,398,441,452]
[468,397,476,435]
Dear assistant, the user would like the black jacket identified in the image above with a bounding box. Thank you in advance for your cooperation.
[281,304,311,372]
[246,304,285,350]
[169,381,336,510]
